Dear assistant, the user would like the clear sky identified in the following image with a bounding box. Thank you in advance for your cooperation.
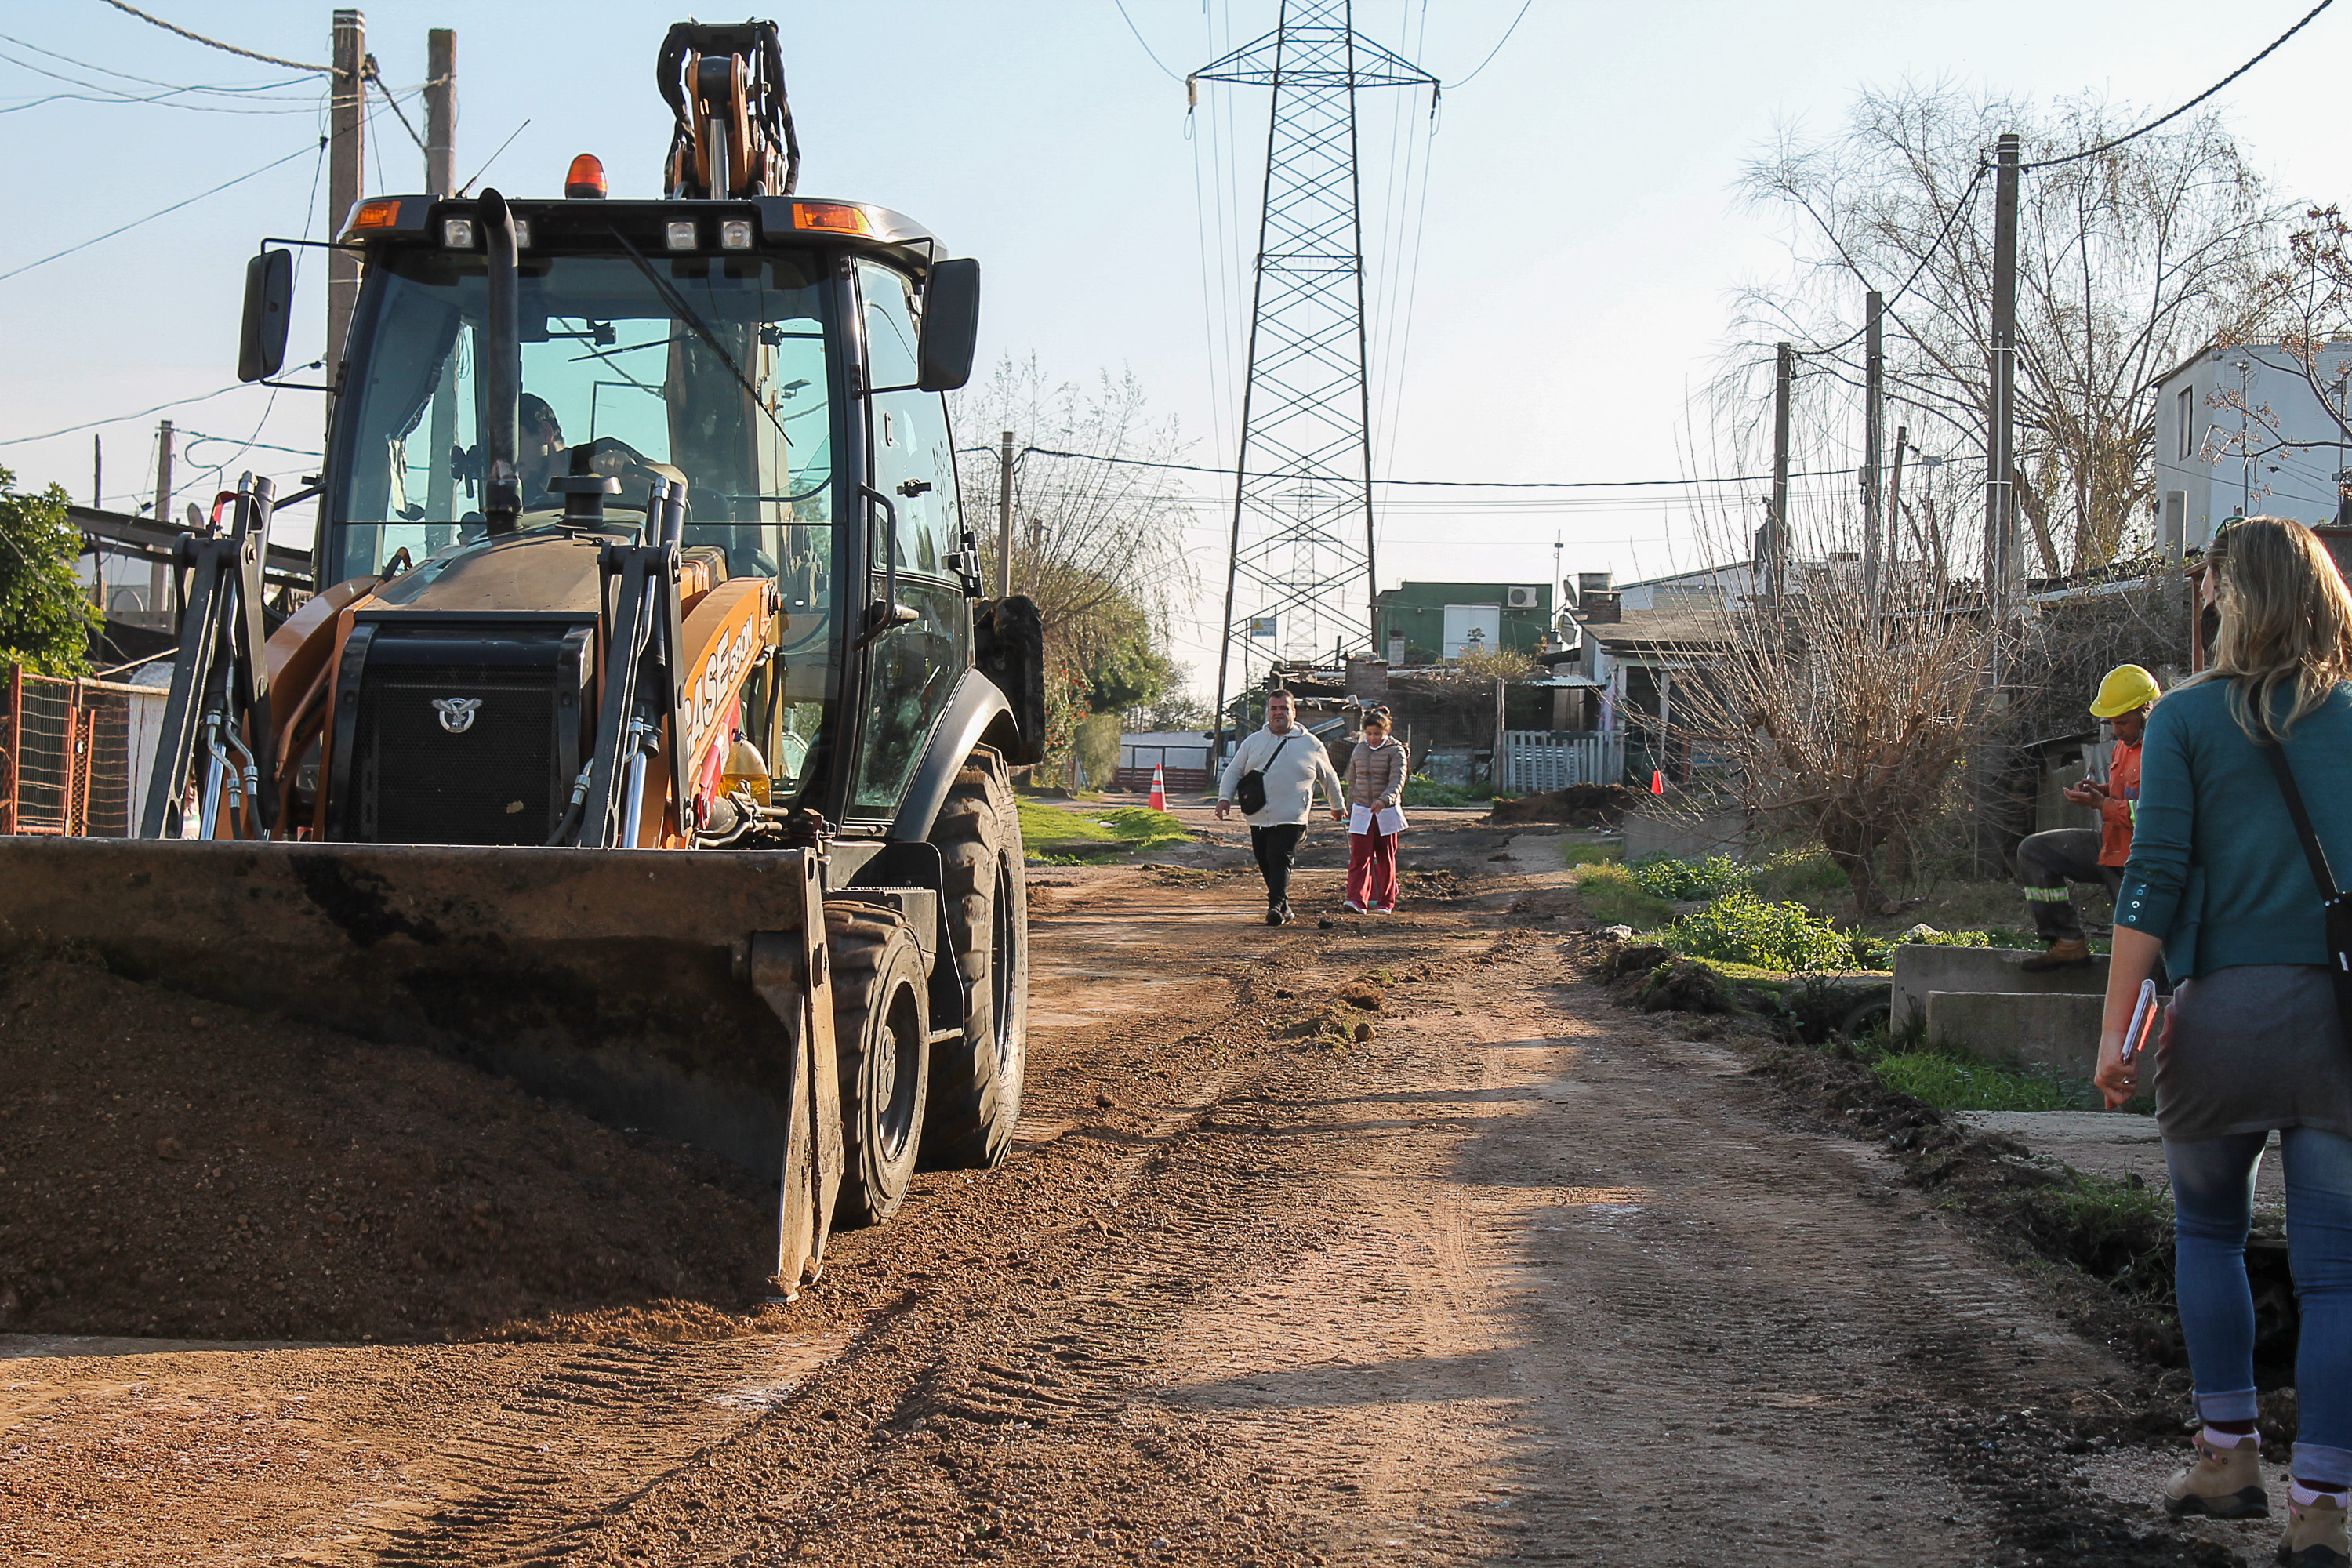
[4,1,2348,695]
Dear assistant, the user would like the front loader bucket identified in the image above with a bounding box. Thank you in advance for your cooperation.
[0,837,844,1283]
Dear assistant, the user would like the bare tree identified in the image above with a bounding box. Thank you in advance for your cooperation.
[953,356,1196,674]
[1669,558,1989,919]
[2207,205,2352,494]
[1730,86,2280,577]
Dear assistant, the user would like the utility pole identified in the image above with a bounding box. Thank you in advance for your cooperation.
[1985,132,2020,618]
[1862,289,1884,618]
[1886,423,1909,572]
[91,434,102,510]
[151,421,174,626]
[996,430,1015,597]
[1769,341,1793,608]
[1977,131,2022,877]
[424,29,456,194]
[422,27,458,530]
[326,9,367,423]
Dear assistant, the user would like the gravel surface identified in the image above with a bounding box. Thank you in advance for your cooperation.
[0,811,2273,1565]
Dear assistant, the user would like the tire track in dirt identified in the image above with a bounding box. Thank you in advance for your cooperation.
[0,848,2221,1566]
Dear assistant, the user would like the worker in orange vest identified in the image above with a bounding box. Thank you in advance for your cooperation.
[2019,664,2160,971]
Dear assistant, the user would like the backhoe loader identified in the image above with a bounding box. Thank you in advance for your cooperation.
[0,20,1047,1292]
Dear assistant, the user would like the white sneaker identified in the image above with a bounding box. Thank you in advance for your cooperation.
[1343,900,1366,914]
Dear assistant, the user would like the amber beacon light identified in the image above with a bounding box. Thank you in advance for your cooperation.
[565,154,608,199]
[792,201,870,235]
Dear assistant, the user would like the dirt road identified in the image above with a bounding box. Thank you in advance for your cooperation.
[1,811,2227,1566]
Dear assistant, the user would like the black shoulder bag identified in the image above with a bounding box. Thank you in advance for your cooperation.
[2259,737,2352,1051]
[1232,731,1296,817]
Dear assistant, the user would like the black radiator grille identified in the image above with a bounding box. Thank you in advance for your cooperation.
[354,663,561,844]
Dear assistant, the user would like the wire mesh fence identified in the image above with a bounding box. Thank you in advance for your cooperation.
[2,669,159,837]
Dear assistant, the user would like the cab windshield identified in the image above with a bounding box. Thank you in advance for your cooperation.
[333,246,835,592]
[333,243,841,800]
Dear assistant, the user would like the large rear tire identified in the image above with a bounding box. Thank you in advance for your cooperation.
[921,750,1029,1169]
[826,905,930,1227]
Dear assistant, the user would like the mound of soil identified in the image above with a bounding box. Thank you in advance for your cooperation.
[0,956,776,1345]
[1486,783,1640,827]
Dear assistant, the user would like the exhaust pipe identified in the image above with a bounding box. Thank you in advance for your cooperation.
[479,187,522,535]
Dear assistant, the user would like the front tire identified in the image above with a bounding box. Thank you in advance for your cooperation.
[826,905,930,1227]
[922,750,1029,1169]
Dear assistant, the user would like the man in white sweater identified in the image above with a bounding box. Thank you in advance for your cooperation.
[1215,689,1346,925]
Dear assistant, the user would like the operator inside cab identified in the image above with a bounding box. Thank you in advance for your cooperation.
[517,392,660,506]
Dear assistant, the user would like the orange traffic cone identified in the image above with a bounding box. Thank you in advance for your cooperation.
[1650,769,1666,796]
[1148,761,1167,812]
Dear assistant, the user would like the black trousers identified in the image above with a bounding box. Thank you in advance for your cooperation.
[1250,822,1307,909]
[2017,826,2122,942]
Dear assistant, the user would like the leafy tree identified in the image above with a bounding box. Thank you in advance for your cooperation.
[0,468,94,676]
[1081,596,1173,714]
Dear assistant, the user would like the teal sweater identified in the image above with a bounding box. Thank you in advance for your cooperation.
[2115,678,2352,980]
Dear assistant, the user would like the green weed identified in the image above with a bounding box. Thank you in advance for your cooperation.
[1668,890,1852,971]
[1567,862,1675,929]
[1628,854,1750,900]
[1561,840,1622,869]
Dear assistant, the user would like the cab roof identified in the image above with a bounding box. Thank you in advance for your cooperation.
[341,194,945,274]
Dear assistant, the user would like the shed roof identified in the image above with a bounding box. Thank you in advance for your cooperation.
[1576,605,1730,648]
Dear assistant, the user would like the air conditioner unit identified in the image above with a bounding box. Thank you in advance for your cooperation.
[1506,586,1540,609]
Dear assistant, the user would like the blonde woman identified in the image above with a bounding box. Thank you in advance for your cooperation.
[2096,517,2352,1563]
[1344,709,1406,913]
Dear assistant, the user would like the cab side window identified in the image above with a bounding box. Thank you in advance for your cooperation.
[858,260,960,577]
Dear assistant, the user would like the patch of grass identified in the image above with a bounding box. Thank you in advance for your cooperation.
[1748,850,1851,902]
[1401,772,1493,806]
[1568,862,1675,928]
[1094,806,1191,851]
[1016,800,1191,859]
[1562,839,1622,869]
[1869,1051,2076,1112]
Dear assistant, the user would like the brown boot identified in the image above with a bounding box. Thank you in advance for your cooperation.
[2018,938,2093,973]
[2163,1428,2267,1519]
[2279,1483,2350,1566]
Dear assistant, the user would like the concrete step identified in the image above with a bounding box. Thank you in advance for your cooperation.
[1890,942,2140,1029]
[1924,990,2103,1079]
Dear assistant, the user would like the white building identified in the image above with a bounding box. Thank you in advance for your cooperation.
[1607,562,1757,613]
[2154,341,2352,552]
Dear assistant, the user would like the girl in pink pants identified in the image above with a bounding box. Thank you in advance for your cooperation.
[1345,710,1406,913]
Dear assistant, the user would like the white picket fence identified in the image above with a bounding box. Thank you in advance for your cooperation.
[1499,730,1626,793]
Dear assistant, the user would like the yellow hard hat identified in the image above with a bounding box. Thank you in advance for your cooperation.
[2089,664,2160,719]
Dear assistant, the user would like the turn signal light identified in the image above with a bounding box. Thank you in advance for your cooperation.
[347,198,402,233]
[792,201,870,235]
[565,153,608,199]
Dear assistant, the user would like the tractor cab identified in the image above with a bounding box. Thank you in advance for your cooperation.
[280,189,980,822]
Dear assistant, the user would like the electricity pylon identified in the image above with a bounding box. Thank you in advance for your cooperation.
[1192,0,1436,744]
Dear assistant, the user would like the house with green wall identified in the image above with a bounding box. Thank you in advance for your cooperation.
[1373,579,1556,665]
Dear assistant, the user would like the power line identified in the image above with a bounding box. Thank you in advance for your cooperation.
[1794,160,1991,359]
[96,0,331,74]
[1110,0,1181,80]
[364,58,426,154]
[0,139,319,283]
[1014,445,1860,489]
[2019,0,2333,170]
[0,29,313,95]
[1449,0,1532,86]
[0,385,244,448]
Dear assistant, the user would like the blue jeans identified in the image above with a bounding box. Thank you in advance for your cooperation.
[2167,1126,2352,1486]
